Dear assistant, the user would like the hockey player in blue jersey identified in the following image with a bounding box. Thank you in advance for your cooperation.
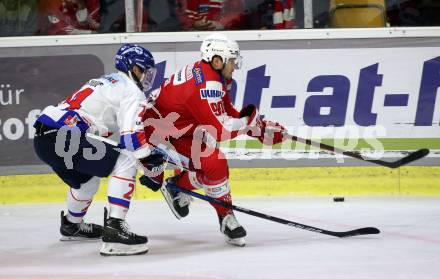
[33,44,157,256]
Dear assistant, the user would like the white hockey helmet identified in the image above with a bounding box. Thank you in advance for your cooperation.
[200,33,242,69]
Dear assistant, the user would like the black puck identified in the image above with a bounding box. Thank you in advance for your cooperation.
[333,197,345,202]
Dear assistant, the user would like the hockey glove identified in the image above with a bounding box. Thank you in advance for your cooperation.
[139,153,166,192]
[239,104,259,126]
[250,119,287,145]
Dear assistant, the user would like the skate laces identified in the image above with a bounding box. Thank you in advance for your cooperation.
[174,192,192,207]
[79,222,93,233]
[119,220,135,236]
[223,214,240,231]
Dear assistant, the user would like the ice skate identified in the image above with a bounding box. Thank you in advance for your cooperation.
[100,208,148,256]
[219,214,246,247]
[60,211,102,241]
[161,177,193,220]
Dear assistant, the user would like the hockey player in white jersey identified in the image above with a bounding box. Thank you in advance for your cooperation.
[33,44,157,256]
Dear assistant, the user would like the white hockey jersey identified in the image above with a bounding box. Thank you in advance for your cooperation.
[36,71,150,159]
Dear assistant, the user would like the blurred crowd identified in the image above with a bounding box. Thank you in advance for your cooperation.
[0,0,439,37]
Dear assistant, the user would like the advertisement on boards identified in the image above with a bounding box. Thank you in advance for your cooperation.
[0,45,438,171]
[0,55,104,167]
[152,47,440,139]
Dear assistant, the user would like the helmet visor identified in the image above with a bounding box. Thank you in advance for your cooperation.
[140,67,157,92]
[233,55,243,70]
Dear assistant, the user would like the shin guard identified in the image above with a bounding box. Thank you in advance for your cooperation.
[66,176,100,223]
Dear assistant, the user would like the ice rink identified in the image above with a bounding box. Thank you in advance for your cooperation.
[1,197,440,279]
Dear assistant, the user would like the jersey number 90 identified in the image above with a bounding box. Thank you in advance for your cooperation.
[210,101,226,116]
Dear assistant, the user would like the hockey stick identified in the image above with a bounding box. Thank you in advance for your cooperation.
[140,147,380,238]
[283,133,429,169]
[166,181,380,238]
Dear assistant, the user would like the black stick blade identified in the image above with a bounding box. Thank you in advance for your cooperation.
[336,227,381,238]
[391,148,430,168]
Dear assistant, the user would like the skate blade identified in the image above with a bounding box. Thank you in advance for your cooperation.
[225,236,246,247]
[100,242,149,256]
[160,186,183,220]
[60,236,102,241]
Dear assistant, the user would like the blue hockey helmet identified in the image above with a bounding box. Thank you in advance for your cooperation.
[115,43,157,91]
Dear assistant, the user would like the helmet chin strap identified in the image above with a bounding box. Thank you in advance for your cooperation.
[128,69,144,92]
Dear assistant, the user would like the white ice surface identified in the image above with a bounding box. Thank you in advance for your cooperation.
[1,197,440,279]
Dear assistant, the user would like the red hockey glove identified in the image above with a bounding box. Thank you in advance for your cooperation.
[256,119,287,145]
[239,104,259,126]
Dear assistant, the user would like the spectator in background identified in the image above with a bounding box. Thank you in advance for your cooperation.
[37,0,100,35]
[177,0,246,31]
[387,0,424,26]
[420,0,440,26]
[273,0,296,29]
[99,0,149,33]
[144,0,181,32]
[0,0,37,36]
[243,0,298,30]
[387,0,440,27]
[99,0,125,33]
[254,0,273,29]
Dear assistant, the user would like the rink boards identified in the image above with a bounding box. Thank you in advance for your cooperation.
[0,29,439,174]
[0,29,439,204]
[1,166,439,204]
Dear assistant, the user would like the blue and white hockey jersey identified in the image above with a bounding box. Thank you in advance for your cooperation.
[36,71,150,159]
